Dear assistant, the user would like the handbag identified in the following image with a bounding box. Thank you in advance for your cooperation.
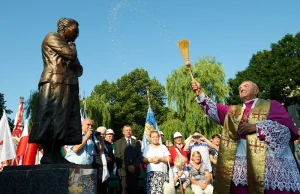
[163,158,176,194]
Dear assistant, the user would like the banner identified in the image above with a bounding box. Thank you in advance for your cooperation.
[0,110,16,163]
[142,106,160,152]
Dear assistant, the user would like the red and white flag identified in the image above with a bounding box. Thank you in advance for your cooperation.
[22,143,38,165]
[15,119,29,165]
[11,99,25,145]
[0,110,16,163]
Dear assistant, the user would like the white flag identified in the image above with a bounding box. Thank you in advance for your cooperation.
[0,110,16,162]
[101,151,110,182]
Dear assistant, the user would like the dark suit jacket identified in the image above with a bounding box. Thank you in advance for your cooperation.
[115,137,141,177]
[39,32,83,86]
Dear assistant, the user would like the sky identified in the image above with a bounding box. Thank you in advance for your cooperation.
[1,0,300,119]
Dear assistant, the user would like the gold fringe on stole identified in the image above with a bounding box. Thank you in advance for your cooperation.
[214,105,242,194]
[246,99,270,194]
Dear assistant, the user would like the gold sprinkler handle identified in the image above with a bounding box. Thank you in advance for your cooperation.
[185,61,199,96]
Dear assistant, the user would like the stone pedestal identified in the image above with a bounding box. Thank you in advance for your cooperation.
[0,164,97,194]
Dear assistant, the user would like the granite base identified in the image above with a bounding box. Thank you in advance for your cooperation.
[0,164,97,194]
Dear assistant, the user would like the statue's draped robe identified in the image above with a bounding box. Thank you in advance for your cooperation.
[196,93,300,194]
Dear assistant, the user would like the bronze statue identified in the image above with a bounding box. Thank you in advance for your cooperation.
[29,18,83,164]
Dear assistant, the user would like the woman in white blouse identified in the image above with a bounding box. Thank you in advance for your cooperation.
[142,131,171,194]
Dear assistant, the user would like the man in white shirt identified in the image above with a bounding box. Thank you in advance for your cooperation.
[184,131,212,173]
[65,118,103,165]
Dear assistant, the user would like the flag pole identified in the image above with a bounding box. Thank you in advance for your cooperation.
[83,91,87,114]
[146,87,151,107]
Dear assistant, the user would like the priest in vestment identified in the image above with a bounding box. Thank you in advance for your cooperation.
[191,80,300,194]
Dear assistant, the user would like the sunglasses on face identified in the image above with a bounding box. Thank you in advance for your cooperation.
[193,135,201,139]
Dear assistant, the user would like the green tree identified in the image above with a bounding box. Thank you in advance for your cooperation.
[90,68,168,139]
[228,33,300,108]
[0,93,14,129]
[166,56,228,138]
[24,90,39,130]
[159,118,186,142]
[85,95,111,129]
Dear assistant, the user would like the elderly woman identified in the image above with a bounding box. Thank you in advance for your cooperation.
[169,155,193,194]
[188,151,213,194]
[142,131,171,194]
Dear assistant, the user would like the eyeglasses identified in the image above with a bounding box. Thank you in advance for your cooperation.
[192,135,200,139]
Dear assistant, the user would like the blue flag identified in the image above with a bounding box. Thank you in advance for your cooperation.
[146,106,157,127]
[142,106,161,152]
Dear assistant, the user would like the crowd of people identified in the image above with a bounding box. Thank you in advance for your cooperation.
[63,80,300,194]
[64,117,222,194]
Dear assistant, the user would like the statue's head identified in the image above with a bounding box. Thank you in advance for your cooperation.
[57,17,79,42]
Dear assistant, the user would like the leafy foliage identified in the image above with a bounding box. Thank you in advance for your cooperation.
[228,33,300,108]
[166,56,228,139]
[24,90,39,130]
[159,118,186,142]
[89,68,168,139]
[86,94,111,130]
[0,93,14,129]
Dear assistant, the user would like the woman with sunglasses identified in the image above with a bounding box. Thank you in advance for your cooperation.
[188,151,213,194]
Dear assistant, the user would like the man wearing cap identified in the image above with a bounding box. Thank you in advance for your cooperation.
[105,129,115,145]
[96,127,115,194]
[169,131,189,167]
[184,131,212,174]
[160,131,166,145]
[97,127,115,174]
[105,129,116,169]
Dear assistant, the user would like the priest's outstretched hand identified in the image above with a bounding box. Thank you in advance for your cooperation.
[191,80,202,94]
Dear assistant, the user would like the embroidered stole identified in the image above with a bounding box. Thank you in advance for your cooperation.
[214,99,270,194]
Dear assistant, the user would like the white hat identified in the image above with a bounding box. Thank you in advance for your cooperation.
[131,136,136,140]
[106,129,115,135]
[160,131,164,135]
[173,132,182,138]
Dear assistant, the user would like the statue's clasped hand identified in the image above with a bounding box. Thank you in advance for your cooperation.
[69,42,76,49]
